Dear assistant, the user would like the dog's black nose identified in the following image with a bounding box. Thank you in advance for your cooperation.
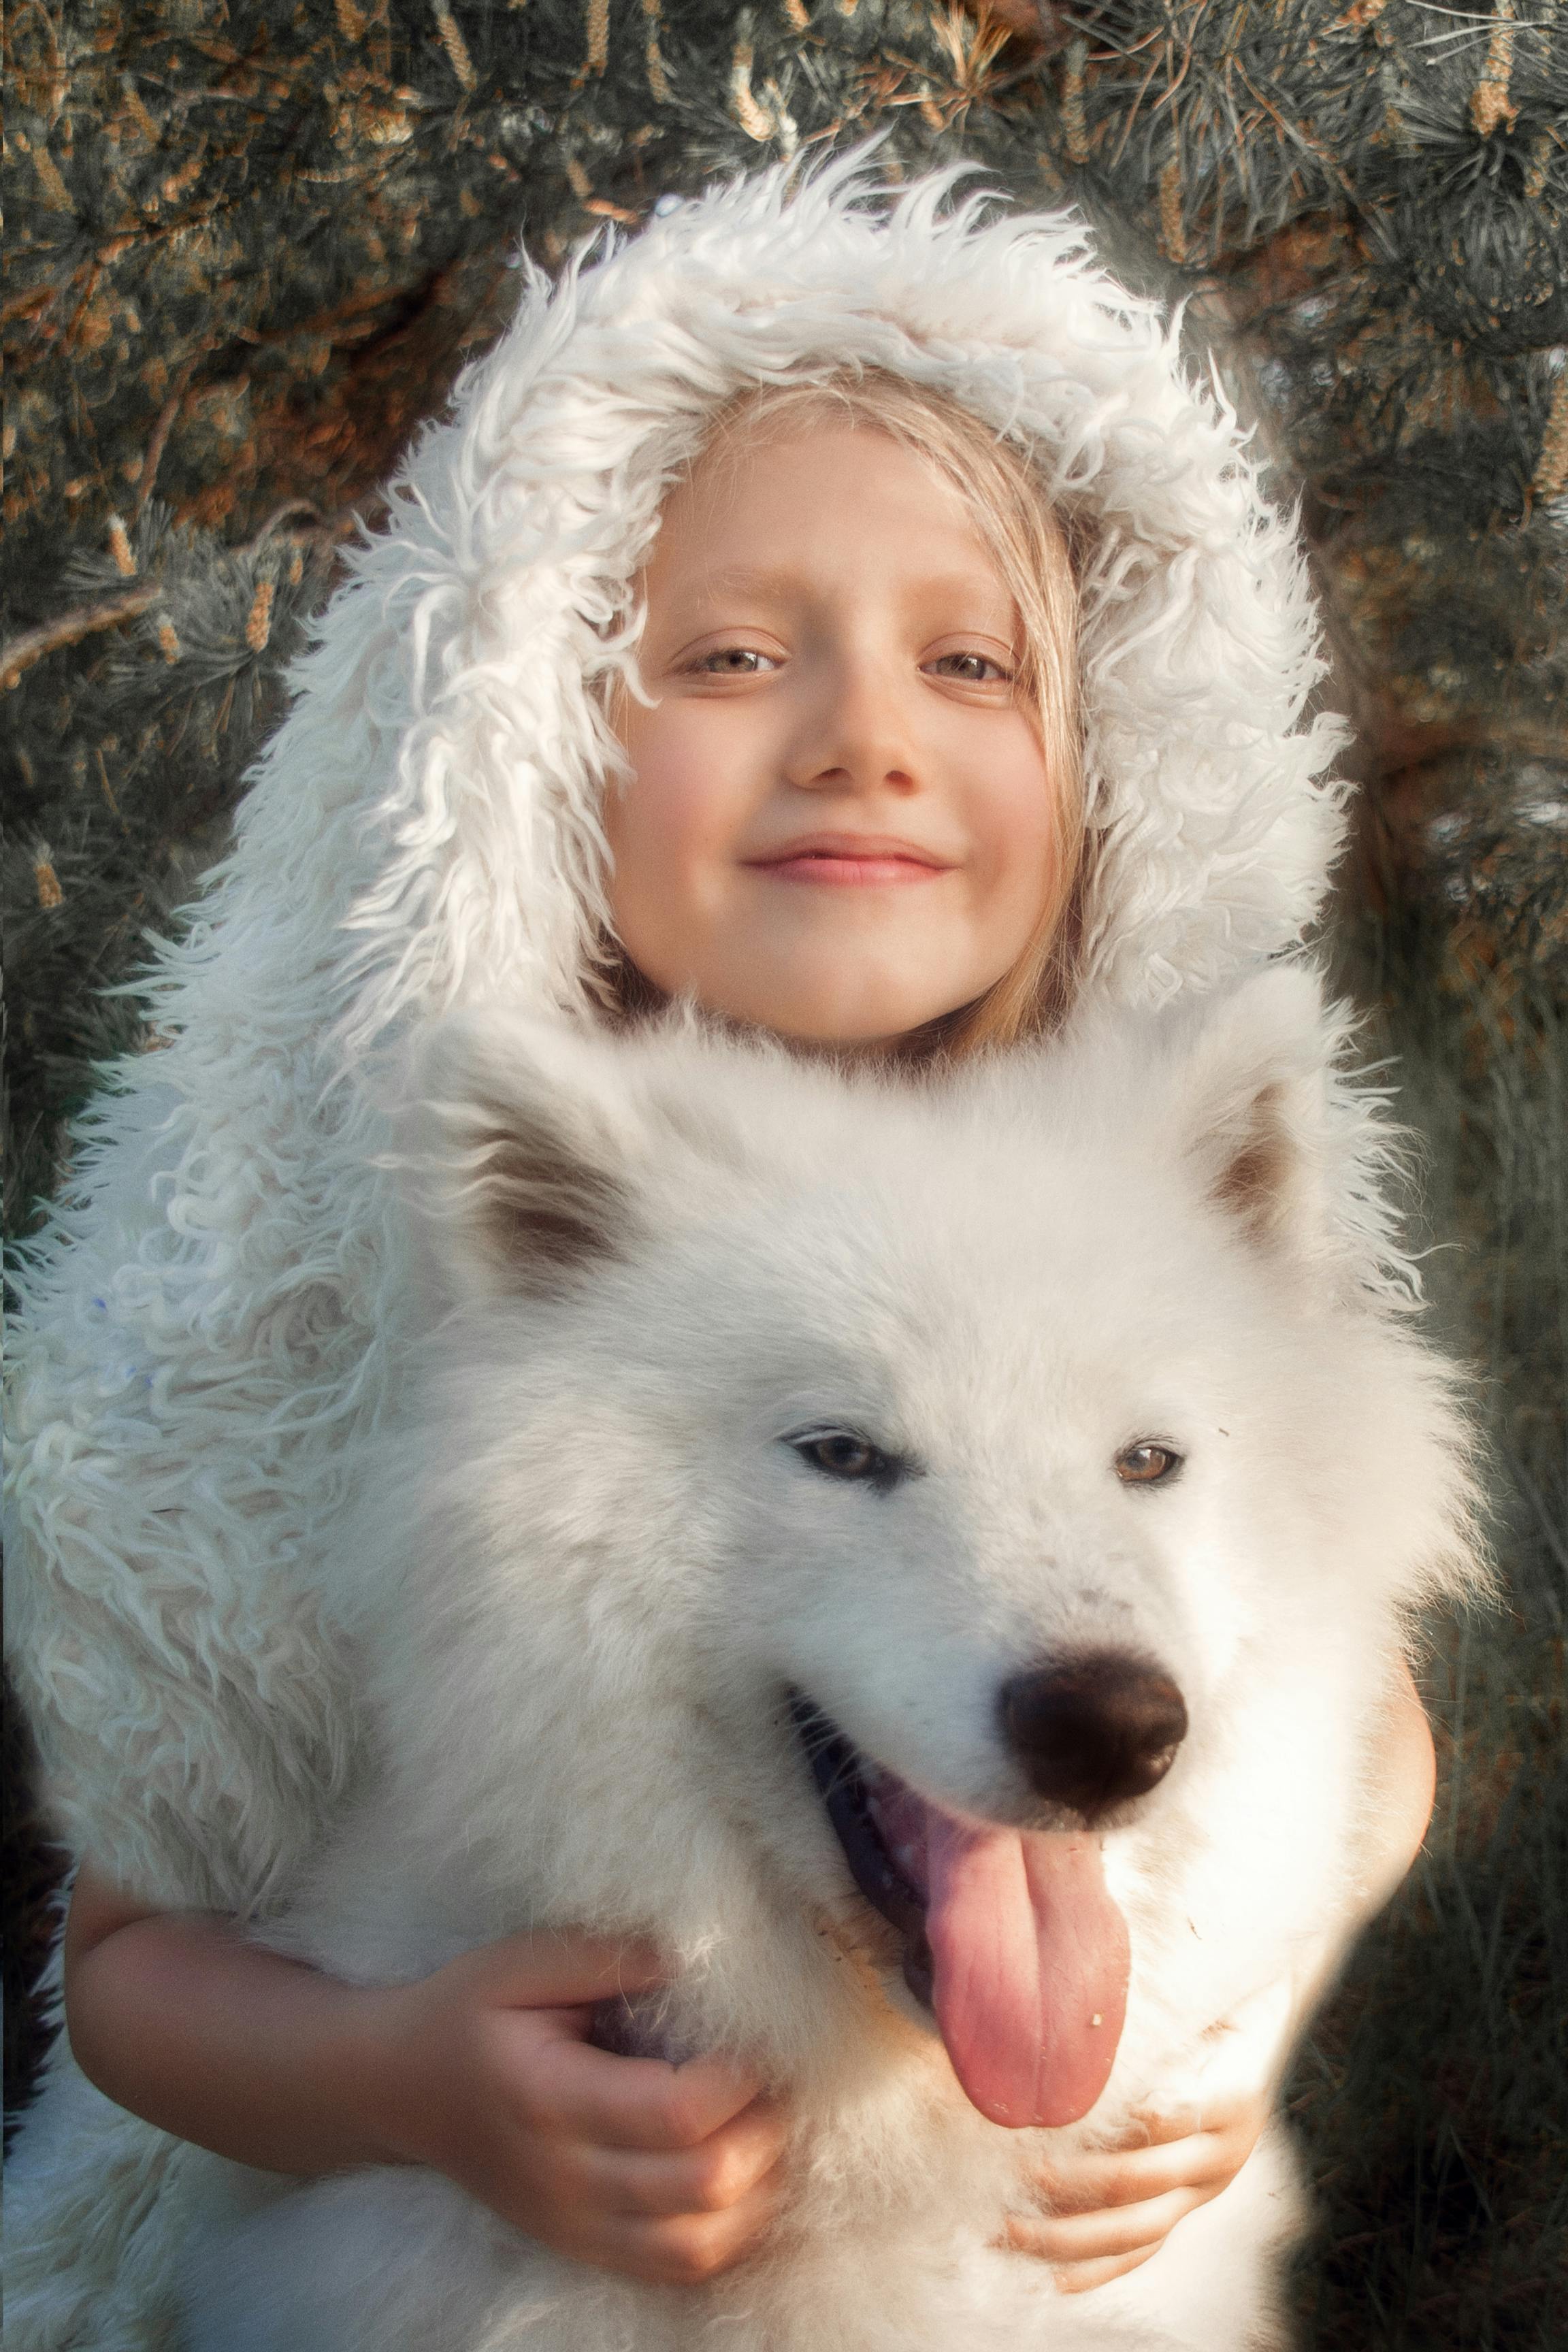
[1000,1653,1188,1821]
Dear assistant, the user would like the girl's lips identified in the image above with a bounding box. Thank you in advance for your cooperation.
[746,837,955,888]
[760,855,947,886]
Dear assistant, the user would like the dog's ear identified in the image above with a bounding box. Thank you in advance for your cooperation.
[397,1011,653,1301]
[1173,964,1390,1282]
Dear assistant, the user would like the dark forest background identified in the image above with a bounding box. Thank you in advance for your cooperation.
[4,3,1565,2343]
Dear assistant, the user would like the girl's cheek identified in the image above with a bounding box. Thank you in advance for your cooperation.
[961,728,1060,898]
[604,723,742,938]
[618,706,767,851]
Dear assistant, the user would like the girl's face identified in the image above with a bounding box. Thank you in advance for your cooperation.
[604,425,1062,1045]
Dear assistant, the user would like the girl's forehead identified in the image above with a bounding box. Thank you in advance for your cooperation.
[644,423,1010,598]
[670,416,967,519]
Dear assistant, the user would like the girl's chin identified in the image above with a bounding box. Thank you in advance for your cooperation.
[623,943,997,1047]
[700,978,980,1049]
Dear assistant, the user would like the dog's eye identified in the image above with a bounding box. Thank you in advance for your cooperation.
[1114,1441,1183,1486]
[787,1430,904,1490]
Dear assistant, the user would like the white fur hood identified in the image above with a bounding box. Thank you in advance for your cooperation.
[7,155,1350,1916]
[214,149,1347,1056]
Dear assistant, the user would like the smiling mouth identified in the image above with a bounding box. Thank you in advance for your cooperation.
[747,836,953,887]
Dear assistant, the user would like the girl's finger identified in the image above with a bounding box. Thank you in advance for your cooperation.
[1128,2088,1270,2146]
[1049,2242,1164,2296]
[1027,2126,1248,2215]
[517,2025,765,2152]
[1004,2182,1209,2266]
[601,2172,783,2286]
[577,2101,789,2217]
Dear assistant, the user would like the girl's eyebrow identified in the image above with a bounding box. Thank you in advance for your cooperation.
[683,561,803,602]
[682,562,1011,606]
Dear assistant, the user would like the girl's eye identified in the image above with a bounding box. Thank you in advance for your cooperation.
[926,651,1011,685]
[787,1430,905,1490]
[1113,1442,1184,1486]
[691,647,777,675]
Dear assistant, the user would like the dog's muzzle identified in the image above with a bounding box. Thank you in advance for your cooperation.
[787,1663,1178,2129]
[788,1653,1186,2003]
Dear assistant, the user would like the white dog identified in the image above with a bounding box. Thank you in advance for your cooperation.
[181,966,1482,2352]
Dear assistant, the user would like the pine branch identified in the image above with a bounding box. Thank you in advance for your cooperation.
[0,587,160,693]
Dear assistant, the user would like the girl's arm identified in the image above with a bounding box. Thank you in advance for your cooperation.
[1008,1660,1437,2291]
[63,1667,1435,2298]
[63,1866,785,2286]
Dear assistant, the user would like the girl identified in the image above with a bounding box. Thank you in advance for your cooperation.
[7,159,1436,2347]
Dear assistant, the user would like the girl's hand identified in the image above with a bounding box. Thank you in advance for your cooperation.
[372,1931,787,2285]
[1004,1976,1292,2289]
[65,1873,783,2291]
[1002,2085,1270,2291]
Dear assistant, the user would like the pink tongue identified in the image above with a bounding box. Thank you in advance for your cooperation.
[921,1812,1130,2129]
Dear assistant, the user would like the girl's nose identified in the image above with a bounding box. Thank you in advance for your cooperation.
[784,655,919,797]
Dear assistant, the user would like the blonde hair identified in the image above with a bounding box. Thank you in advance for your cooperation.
[603,369,1086,1057]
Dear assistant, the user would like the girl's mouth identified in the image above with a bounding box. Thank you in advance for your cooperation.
[746,834,954,887]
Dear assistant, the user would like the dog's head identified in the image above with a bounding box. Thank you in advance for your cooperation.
[363,968,1481,2128]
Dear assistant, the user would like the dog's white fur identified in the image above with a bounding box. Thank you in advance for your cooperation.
[178,966,1483,2352]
